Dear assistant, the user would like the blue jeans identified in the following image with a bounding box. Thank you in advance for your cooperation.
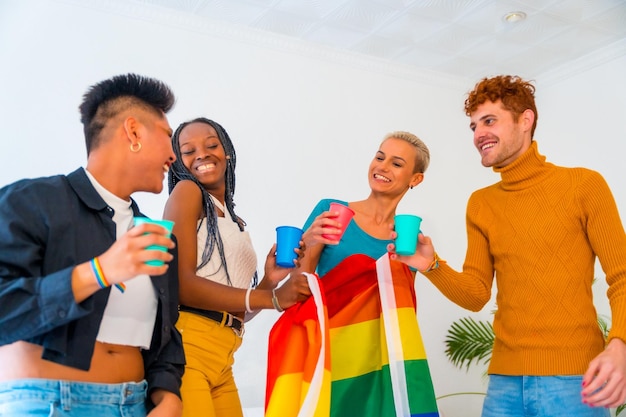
[482,375,610,417]
[0,379,147,416]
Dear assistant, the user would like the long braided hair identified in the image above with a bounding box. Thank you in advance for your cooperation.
[168,117,258,287]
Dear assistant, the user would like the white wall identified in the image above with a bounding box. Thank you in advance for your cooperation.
[1,1,625,416]
[537,55,626,336]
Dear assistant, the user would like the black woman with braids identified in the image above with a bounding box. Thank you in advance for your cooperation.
[163,117,311,417]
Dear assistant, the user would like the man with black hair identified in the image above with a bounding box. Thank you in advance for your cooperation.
[0,73,185,416]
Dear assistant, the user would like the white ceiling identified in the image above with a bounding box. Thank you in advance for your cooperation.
[80,0,626,83]
[133,0,626,82]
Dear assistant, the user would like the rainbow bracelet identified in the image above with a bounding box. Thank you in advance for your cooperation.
[421,252,442,273]
[90,257,125,293]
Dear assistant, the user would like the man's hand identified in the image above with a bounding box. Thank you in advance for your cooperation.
[388,232,436,273]
[582,338,626,408]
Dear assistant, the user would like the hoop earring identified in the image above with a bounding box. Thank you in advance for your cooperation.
[130,142,142,152]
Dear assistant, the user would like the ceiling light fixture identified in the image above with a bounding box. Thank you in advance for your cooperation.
[503,11,527,23]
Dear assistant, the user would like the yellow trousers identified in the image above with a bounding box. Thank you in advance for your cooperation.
[176,311,243,417]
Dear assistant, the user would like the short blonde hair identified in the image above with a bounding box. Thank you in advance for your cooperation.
[383,131,430,173]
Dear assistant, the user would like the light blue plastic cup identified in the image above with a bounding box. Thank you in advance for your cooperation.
[134,217,175,266]
[394,214,422,256]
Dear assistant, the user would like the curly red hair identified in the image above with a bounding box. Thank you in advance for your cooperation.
[464,75,538,138]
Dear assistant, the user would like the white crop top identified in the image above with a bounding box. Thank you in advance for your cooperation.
[85,169,158,349]
[196,195,257,289]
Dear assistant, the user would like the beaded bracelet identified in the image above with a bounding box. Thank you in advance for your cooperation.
[271,288,284,313]
[421,252,442,273]
[245,287,253,314]
[90,257,126,293]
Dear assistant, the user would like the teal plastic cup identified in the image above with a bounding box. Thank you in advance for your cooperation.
[134,217,175,266]
[276,226,303,268]
[394,214,422,256]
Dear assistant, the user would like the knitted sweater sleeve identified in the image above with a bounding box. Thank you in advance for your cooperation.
[578,170,626,344]
[422,189,494,312]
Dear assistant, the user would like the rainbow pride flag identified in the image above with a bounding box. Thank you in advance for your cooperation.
[265,272,331,417]
[266,253,439,417]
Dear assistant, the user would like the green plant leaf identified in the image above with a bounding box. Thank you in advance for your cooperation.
[597,314,611,340]
[444,316,494,371]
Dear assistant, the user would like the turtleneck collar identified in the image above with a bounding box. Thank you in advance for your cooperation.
[493,141,555,191]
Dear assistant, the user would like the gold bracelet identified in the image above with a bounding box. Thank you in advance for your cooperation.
[271,288,284,312]
[421,252,442,273]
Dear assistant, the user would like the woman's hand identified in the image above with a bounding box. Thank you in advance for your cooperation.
[301,210,343,248]
[274,272,312,309]
[262,243,297,287]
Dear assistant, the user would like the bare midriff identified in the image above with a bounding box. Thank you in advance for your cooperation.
[0,341,144,383]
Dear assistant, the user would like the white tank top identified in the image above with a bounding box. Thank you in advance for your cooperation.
[86,169,158,349]
[196,195,257,289]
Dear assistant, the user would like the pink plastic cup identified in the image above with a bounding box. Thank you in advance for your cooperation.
[322,202,355,242]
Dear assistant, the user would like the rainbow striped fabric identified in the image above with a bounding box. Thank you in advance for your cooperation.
[266,253,439,417]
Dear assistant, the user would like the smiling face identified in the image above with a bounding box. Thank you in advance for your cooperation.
[140,112,176,193]
[178,122,228,192]
[469,100,533,168]
[120,109,175,196]
[368,137,423,195]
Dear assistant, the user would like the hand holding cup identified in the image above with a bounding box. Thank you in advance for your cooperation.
[275,226,304,268]
[393,214,422,256]
[321,202,355,242]
[388,220,438,272]
[89,220,175,293]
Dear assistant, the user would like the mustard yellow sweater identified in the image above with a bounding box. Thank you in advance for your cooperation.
[427,141,626,375]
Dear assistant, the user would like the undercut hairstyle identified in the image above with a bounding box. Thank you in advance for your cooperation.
[79,73,175,154]
[168,117,257,287]
[464,75,538,138]
[383,131,430,174]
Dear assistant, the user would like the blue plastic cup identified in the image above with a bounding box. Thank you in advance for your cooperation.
[394,214,422,256]
[275,226,303,268]
[134,217,175,266]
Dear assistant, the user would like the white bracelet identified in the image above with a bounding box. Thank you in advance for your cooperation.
[245,287,253,314]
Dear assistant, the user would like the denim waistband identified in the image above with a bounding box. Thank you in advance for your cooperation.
[0,379,147,405]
